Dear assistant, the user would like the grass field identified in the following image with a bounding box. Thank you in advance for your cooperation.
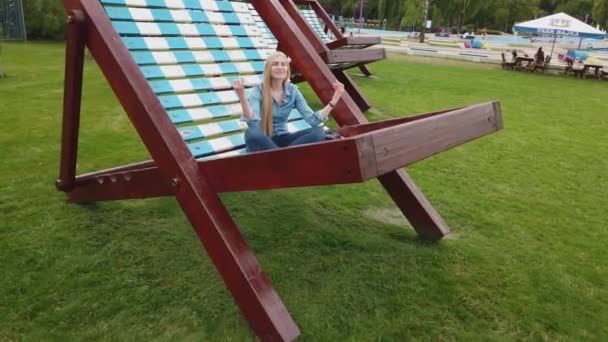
[1,42,607,341]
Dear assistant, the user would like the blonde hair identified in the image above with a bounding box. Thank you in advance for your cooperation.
[261,51,291,136]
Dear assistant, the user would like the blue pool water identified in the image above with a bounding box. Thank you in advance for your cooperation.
[349,28,606,46]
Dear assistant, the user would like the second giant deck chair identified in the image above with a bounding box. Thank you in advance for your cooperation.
[272,0,383,112]
[58,0,502,340]
[247,1,383,110]
[294,0,381,77]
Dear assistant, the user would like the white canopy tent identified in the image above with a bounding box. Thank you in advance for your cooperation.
[513,12,606,64]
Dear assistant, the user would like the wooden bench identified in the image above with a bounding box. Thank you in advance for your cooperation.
[57,0,503,339]
[529,55,551,73]
[565,59,584,78]
[501,52,516,70]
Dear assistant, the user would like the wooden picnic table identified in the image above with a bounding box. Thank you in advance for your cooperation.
[582,63,603,79]
[515,57,534,70]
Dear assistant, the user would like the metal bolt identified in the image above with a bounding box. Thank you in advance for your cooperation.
[171,177,180,187]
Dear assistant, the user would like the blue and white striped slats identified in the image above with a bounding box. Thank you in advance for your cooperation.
[246,4,278,50]
[298,9,333,43]
[100,0,313,159]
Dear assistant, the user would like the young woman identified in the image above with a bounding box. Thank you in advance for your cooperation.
[233,51,345,152]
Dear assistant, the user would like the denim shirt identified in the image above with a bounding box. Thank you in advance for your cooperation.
[241,82,328,136]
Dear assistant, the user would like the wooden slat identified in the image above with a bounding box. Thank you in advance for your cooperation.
[122,36,267,51]
[139,61,264,79]
[131,48,273,65]
[168,104,304,124]
[158,89,239,110]
[100,0,251,13]
[111,21,261,37]
[168,103,243,124]
[178,109,305,141]
[104,6,255,24]
[150,74,262,94]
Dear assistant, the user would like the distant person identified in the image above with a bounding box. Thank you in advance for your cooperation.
[340,25,346,35]
[534,47,545,64]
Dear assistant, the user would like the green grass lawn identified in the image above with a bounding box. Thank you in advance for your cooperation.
[1,42,607,341]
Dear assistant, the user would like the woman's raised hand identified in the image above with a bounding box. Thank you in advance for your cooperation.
[331,80,345,103]
[233,79,246,97]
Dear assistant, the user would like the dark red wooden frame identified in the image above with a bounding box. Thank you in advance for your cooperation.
[57,0,502,340]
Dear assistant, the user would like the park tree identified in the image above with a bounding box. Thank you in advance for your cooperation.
[539,0,558,15]
[401,0,424,29]
[377,0,407,26]
[454,0,484,33]
[23,0,65,39]
[592,0,608,28]
[555,0,593,19]
[0,26,4,78]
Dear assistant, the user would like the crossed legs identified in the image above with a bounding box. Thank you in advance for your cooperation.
[245,126,325,152]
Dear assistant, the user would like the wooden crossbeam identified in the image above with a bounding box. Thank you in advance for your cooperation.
[66,102,501,202]
[321,48,386,64]
[363,102,502,176]
[326,36,381,50]
[338,106,467,137]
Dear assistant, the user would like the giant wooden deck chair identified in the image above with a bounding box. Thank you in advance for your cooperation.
[293,0,381,77]
[58,0,503,340]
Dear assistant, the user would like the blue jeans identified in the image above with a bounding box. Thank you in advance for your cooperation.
[245,126,325,152]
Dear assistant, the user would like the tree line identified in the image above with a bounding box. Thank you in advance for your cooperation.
[18,0,608,40]
[323,0,608,34]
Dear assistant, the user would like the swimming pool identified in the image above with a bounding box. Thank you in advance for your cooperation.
[350,28,606,46]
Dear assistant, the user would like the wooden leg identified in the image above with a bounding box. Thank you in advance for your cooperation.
[57,10,86,192]
[77,1,301,338]
[177,187,301,341]
[359,65,372,77]
[378,169,449,240]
